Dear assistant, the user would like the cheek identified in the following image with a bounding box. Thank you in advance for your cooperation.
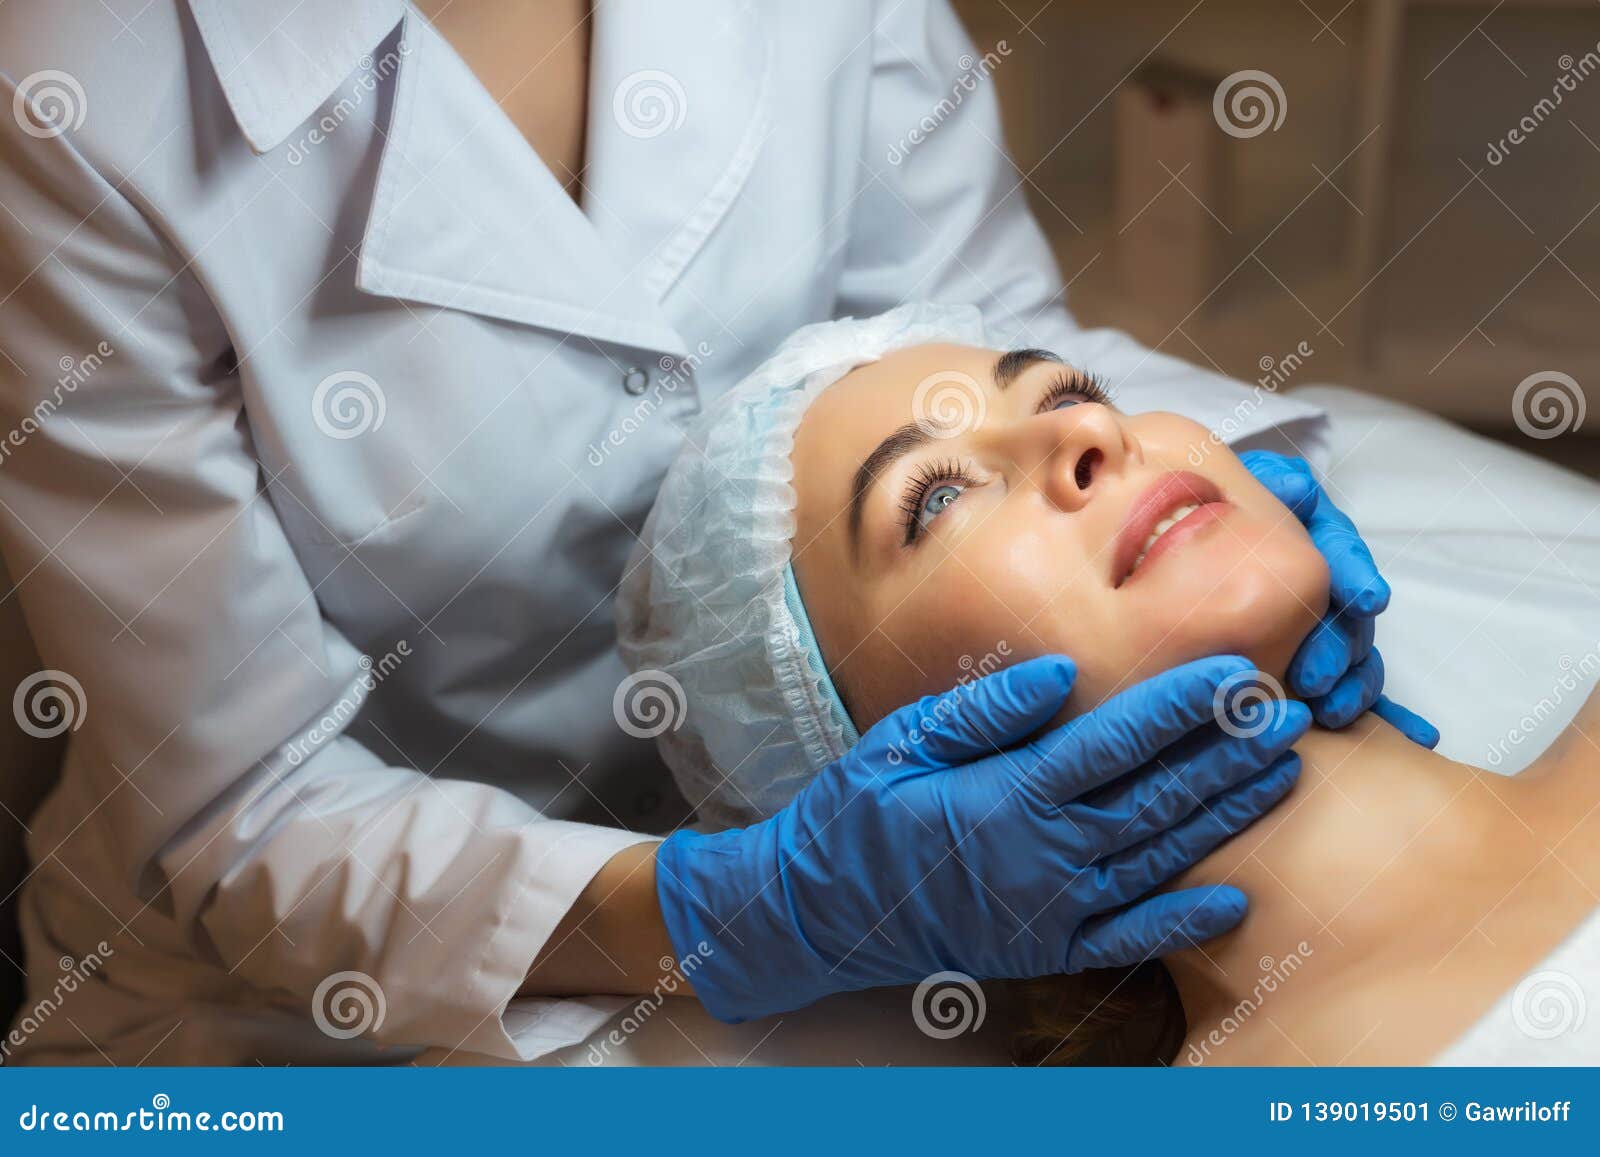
[1024,599,1146,719]
[1122,513,1330,685]
[1219,521,1330,679]
[844,516,1107,725]
[1133,412,1223,467]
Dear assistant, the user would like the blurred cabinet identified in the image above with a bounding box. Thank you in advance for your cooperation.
[1350,0,1600,423]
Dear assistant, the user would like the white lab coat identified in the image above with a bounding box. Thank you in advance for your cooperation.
[0,0,1322,1064]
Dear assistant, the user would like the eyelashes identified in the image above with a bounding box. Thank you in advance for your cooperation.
[1037,367,1113,412]
[895,366,1112,546]
[897,457,975,545]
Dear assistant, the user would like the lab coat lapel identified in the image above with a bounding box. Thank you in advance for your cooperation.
[188,0,408,154]
[193,0,771,356]
[356,11,689,356]
[583,0,774,302]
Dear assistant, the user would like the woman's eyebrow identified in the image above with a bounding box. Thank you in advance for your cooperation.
[848,422,930,560]
[994,347,1063,390]
[844,349,1063,559]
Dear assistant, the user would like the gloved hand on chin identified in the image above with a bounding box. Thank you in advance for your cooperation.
[656,654,1309,1023]
[1241,450,1438,747]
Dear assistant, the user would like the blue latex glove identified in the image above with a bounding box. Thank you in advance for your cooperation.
[656,654,1310,1023]
[1240,450,1440,748]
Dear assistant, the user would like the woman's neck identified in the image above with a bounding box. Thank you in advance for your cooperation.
[1164,703,1600,1065]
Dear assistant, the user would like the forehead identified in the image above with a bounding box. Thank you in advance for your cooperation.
[795,342,993,462]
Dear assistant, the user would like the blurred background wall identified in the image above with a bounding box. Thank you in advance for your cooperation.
[952,0,1600,476]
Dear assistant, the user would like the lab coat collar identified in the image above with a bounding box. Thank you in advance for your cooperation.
[187,0,408,155]
[190,0,771,356]
[354,8,686,355]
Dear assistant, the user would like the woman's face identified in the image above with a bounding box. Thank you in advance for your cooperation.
[789,342,1330,730]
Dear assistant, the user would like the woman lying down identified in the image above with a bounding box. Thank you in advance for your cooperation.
[616,304,1600,1066]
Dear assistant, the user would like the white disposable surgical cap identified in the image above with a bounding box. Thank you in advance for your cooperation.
[616,303,988,828]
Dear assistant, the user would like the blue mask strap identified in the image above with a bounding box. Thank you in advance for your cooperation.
[782,564,860,749]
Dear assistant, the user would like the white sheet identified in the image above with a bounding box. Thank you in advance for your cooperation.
[425,384,1600,1067]
[1433,905,1600,1065]
[1295,385,1600,776]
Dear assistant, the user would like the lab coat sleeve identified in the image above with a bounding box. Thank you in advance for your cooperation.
[837,0,1078,350]
[0,88,652,1062]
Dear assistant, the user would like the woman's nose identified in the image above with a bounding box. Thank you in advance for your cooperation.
[1032,404,1130,513]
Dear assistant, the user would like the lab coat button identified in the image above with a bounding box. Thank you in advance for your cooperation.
[622,366,649,395]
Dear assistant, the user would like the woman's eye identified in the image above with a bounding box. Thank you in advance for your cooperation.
[1036,369,1112,414]
[918,482,964,530]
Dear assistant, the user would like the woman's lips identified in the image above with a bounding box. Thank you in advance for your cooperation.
[1113,471,1230,588]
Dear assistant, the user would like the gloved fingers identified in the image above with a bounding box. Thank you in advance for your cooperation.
[1286,614,1346,700]
[1372,694,1441,749]
[1082,752,1302,910]
[1064,885,1249,972]
[1309,647,1385,730]
[1288,611,1374,699]
[1249,447,1391,618]
[1023,654,1257,800]
[1309,503,1390,617]
[1239,450,1317,521]
[890,654,1077,767]
[1067,701,1309,855]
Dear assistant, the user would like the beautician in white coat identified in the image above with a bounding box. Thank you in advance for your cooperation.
[0,0,1430,1064]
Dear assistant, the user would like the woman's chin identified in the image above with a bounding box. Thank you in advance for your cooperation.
[1137,547,1328,689]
